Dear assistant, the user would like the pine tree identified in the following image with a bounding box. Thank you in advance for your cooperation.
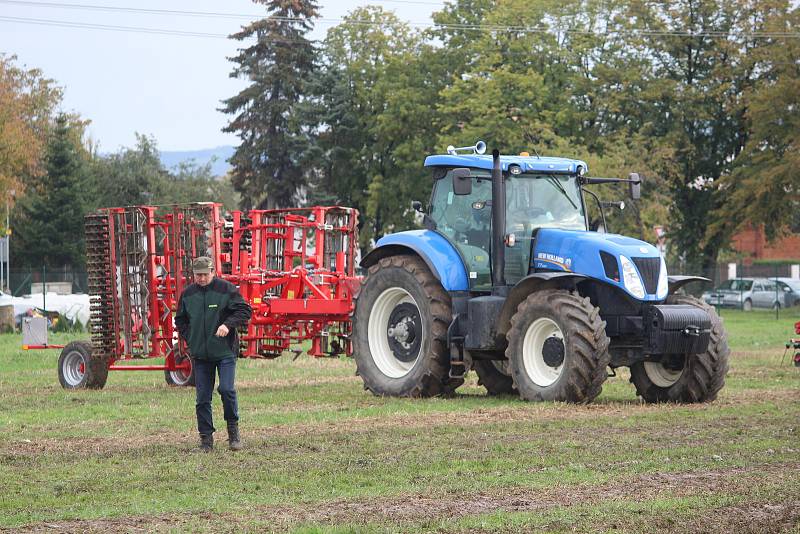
[12,114,88,268]
[221,0,319,209]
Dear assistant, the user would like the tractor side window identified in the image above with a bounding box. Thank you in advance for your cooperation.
[430,170,494,289]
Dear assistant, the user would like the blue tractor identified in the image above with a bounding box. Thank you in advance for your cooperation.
[353,142,729,403]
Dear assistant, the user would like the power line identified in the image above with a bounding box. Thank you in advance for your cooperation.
[1,0,798,40]
[0,0,444,19]
[0,15,230,38]
[0,15,316,42]
[0,0,262,21]
[0,0,440,28]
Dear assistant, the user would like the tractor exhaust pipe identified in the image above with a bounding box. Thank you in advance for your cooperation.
[491,148,506,289]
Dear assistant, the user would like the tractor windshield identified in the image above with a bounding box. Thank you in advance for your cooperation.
[506,174,586,233]
[430,169,587,289]
[504,174,586,283]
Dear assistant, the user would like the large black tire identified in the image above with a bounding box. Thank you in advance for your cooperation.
[630,295,729,403]
[506,290,610,403]
[353,255,463,397]
[164,351,195,387]
[58,340,109,389]
[473,358,517,395]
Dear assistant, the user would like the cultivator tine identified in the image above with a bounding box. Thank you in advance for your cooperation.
[85,212,116,359]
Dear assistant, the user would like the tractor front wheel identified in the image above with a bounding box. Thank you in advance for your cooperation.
[630,295,729,403]
[353,255,461,397]
[58,341,109,389]
[506,290,610,403]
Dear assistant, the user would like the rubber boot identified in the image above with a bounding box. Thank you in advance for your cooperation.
[227,422,242,451]
[198,433,213,452]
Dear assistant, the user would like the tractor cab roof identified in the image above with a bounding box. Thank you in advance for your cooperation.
[424,153,588,175]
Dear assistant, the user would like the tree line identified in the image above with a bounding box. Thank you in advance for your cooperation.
[225,0,799,272]
[1,0,798,274]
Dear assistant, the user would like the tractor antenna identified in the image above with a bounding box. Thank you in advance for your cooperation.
[524,131,542,159]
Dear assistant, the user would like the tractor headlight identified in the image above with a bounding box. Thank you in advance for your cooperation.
[656,256,668,299]
[620,255,645,299]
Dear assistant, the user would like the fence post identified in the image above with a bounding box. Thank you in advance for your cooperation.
[42,264,46,318]
[775,263,780,320]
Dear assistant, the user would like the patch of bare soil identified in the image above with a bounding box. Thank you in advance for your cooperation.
[717,386,800,406]
[237,374,359,389]
[11,463,799,533]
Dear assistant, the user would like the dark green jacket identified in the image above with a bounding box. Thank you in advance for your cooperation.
[175,278,252,361]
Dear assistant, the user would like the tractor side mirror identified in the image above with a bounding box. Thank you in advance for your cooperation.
[629,173,641,200]
[452,167,472,196]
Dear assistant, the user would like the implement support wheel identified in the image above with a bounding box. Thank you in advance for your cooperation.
[165,351,195,387]
[58,340,109,390]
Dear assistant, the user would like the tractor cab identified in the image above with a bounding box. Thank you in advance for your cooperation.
[426,155,588,288]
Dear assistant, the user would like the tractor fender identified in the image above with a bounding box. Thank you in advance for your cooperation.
[667,275,710,295]
[360,230,469,291]
[495,272,587,340]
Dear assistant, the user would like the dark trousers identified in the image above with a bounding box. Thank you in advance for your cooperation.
[193,356,238,435]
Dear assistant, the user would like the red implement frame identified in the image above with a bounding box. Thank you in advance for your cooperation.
[83,203,360,375]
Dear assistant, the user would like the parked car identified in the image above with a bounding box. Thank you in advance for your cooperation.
[771,277,800,307]
[702,278,783,310]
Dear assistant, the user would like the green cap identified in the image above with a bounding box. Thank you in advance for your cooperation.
[192,256,214,274]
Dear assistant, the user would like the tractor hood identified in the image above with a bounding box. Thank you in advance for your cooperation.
[533,228,668,301]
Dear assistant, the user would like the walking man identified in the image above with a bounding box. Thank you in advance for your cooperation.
[175,256,252,452]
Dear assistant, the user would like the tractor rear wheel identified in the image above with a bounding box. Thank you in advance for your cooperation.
[58,340,109,389]
[473,358,516,395]
[353,255,461,397]
[630,295,729,403]
[506,290,610,403]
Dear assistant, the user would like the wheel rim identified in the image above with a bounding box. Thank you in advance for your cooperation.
[643,361,683,387]
[368,287,424,378]
[521,317,565,387]
[743,300,752,311]
[62,350,86,387]
[169,365,192,386]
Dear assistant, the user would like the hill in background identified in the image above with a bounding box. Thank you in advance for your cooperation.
[159,146,234,177]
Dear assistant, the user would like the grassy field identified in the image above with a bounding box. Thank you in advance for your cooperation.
[1,308,799,532]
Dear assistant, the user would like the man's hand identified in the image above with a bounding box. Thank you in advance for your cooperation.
[215,324,230,337]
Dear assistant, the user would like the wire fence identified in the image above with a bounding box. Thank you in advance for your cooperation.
[668,261,799,319]
[4,267,89,297]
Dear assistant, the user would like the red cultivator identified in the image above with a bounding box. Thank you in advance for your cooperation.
[56,203,360,389]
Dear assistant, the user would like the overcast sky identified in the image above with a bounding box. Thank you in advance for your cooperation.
[1,0,443,151]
